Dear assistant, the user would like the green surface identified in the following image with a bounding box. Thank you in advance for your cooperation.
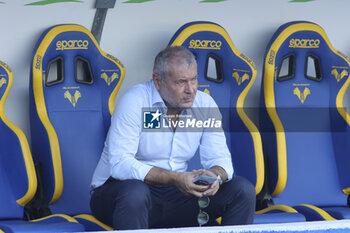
[289,0,315,2]
[200,0,228,2]
[123,0,155,3]
[26,0,82,6]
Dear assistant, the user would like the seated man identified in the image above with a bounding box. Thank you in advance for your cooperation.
[90,46,256,230]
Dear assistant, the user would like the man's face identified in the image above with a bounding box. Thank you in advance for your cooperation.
[154,62,198,110]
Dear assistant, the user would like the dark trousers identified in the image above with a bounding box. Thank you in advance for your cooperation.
[90,176,255,230]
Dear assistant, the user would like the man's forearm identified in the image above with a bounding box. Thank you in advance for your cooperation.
[145,166,228,186]
[144,167,179,186]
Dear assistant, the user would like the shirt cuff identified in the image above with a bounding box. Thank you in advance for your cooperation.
[111,158,153,181]
[212,160,234,181]
[133,162,153,181]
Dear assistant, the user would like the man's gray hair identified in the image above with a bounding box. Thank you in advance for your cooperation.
[153,46,196,81]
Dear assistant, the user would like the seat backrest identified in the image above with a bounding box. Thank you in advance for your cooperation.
[260,21,350,206]
[168,21,264,194]
[29,24,125,215]
[0,61,37,219]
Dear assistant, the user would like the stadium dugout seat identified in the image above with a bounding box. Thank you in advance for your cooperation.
[29,24,125,231]
[0,61,84,232]
[168,21,305,223]
[260,21,350,221]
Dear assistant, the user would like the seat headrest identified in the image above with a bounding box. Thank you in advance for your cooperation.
[169,21,264,194]
[169,21,256,108]
[31,24,125,116]
[264,21,350,111]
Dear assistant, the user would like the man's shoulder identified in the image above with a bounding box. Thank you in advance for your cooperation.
[115,80,153,116]
[119,80,152,103]
[194,90,218,108]
[125,80,152,97]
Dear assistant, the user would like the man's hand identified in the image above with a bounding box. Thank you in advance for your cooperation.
[200,169,220,197]
[174,169,220,197]
[174,170,210,197]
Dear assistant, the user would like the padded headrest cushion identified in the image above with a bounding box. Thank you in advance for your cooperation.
[168,21,256,108]
[32,24,124,116]
[264,21,350,110]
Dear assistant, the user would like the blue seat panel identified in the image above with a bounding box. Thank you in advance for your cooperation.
[0,60,86,231]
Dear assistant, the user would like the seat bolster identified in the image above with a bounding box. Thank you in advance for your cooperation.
[254,205,306,223]
[74,214,113,231]
[0,226,11,233]
[256,204,299,214]
[30,214,79,223]
[294,204,337,221]
[322,207,350,220]
[0,216,84,233]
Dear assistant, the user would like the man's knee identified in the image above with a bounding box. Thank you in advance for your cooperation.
[227,176,256,203]
[111,180,152,229]
[114,180,151,211]
[218,177,255,225]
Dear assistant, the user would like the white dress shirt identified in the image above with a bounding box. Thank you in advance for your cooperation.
[91,79,233,189]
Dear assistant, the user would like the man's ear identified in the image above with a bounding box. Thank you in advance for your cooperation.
[153,73,161,91]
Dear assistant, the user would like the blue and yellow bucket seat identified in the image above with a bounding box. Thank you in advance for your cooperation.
[29,24,125,231]
[168,21,305,223]
[260,21,350,221]
[0,61,84,232]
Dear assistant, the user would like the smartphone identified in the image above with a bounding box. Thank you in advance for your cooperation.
[192,175,217,186]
